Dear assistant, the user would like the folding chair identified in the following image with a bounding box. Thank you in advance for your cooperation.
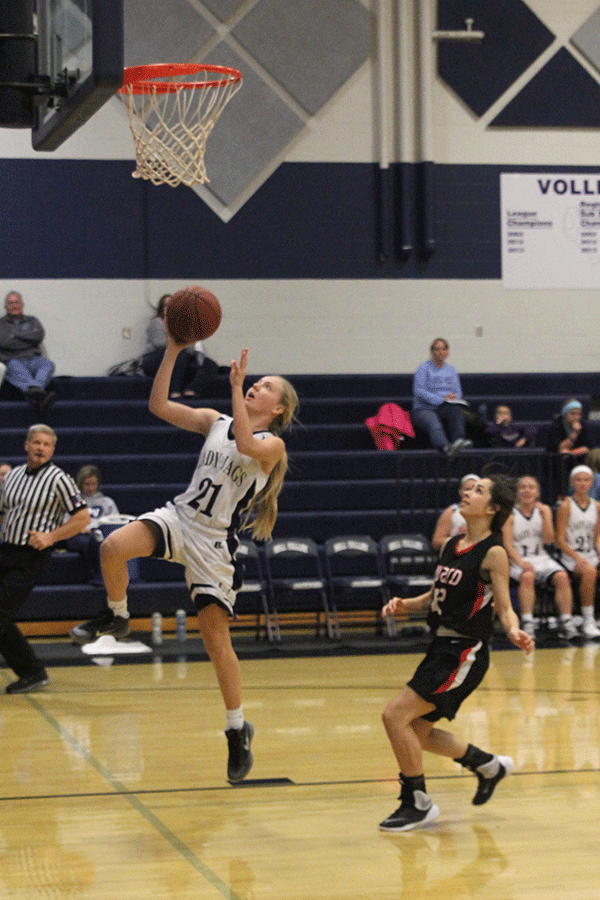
[234,539,274,641]
[324,535,396,638]
[378,534,436,606]
[264,537,333,640]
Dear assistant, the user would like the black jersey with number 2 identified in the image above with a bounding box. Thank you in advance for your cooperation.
[427,533,501,641]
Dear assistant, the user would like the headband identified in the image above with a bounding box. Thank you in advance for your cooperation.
[460,473,479,486]
[570,465,593,480]
[562,400,582,416]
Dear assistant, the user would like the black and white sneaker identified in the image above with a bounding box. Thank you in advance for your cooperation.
[379,790,440,832]
[226,721,254,783]
[70,610,131,645]
[472,755,514,805]
[558,616,579,641]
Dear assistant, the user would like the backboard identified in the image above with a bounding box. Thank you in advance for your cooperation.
[32,0,124,150]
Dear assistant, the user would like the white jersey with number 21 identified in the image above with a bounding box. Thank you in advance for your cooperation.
[174,415,270,535]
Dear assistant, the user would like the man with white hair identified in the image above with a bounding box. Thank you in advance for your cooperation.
[0,291,56,410]
[0,425,90,693]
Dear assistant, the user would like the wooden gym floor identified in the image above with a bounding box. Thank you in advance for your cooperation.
[0,642,599,899]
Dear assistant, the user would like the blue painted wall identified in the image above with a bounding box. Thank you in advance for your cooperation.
[4,159,600,281]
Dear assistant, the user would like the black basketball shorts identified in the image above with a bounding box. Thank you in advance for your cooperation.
[408,634,490,722]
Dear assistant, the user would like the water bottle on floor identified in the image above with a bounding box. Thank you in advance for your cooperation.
[152,611,163,645]
[176,609,187,642]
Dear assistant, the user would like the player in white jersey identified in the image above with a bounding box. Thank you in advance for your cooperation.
[556,465,600,639]
[502,476,576,640]
[431,473,478,551]
[71,335,298,782]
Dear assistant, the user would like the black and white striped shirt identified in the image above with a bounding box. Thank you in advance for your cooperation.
[0,462,86,546]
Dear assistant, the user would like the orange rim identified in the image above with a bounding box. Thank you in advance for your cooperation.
[119,63,242,94]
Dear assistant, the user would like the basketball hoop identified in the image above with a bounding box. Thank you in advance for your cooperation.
[118,63,242,188]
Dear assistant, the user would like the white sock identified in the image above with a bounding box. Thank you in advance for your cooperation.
[108,598,129,619]
[560,614,573,623]
[582,606,595,623]
[521,613,533,622]
[226,707,244,731]
[477,756,500,778]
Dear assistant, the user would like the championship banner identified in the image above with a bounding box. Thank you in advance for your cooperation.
[501,172,600,289]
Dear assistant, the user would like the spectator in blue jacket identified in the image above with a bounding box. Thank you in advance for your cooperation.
[411,338,472,458]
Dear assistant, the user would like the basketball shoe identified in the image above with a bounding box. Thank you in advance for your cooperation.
[225,721,254,783]
[379,790,440,832]
[472,755,514,805]
[558,616,579,642]
[70,609,131,644]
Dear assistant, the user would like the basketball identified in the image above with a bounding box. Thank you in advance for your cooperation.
[165,287,222,343]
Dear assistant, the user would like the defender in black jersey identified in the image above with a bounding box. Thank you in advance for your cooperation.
[379,475,534,832]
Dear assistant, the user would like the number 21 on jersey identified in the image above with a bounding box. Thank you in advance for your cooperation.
[189,478,222,517]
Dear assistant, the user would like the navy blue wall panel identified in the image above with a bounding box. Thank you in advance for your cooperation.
[145,162,385,278]
[491,48,600,127]
[1,160,146,277]
[0,159,499,279]
[437,0,555,117]
[1,160,599,280]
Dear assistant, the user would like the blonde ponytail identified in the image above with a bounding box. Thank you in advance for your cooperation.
[242,377,298,541]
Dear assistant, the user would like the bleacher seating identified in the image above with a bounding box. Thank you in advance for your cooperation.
[1,371,595,631]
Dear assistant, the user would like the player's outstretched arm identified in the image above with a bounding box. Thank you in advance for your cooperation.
[230,349,285,474]
[149,337,219,435]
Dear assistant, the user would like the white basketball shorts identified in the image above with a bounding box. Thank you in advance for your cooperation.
[139,502,239,616]
[559,549,599,573]
[509,552,566,585]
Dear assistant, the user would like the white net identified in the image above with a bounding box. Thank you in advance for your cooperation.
[119,67,242,188]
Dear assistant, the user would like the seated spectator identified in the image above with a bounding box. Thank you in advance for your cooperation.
[555,464,600,639]
[179,341,221,398]
[0,291,55,410]
[66,465,119,582]
[431,473,478,551]
[546,398,590,458]
[141,293,218,399]
[411,338,472,458]
[547,398,592,496]
[486,405,537,448]
[502,475,577,640]
[141,294,171,376]
[76,465,119,522]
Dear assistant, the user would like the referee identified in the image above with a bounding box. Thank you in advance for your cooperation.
[0,424,90,693]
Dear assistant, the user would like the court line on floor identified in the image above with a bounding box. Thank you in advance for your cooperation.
[1,766,598,804]
[19,693,247,900]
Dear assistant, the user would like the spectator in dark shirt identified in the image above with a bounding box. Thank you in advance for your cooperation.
[546,398,591,497]
[546,399,590,458]
[141,293,218,399]
[486,405,537,448]
[0,292,56,411]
